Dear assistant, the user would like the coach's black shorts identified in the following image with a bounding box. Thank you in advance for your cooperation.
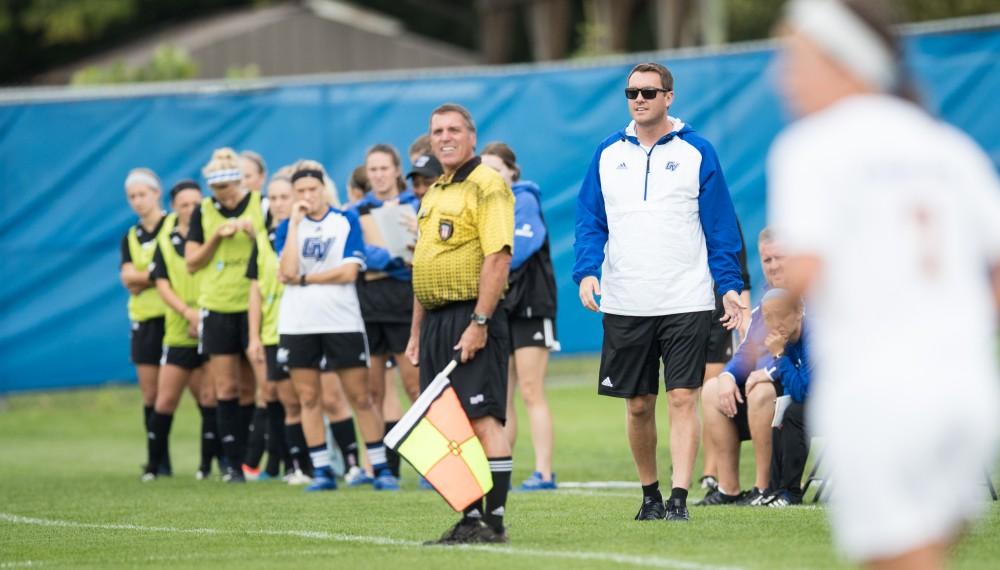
[365,321,410,356]
[598,311,712,398]
[265,344,290,381]
[130,317,165,365]
[161,346,204,370]
[727,378,784,441]
[419,300,509,423]
[280,332,369,371]
[199,310,248,356]
[509,316,559,353]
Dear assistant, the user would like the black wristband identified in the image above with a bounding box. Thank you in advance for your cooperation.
[300,274,307,286]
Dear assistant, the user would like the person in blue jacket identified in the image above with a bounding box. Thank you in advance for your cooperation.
[482,142,560,491]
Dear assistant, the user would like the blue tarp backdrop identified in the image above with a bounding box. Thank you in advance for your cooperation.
[1,25,998,392]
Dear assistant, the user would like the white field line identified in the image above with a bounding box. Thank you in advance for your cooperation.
[559,481,638,489]
[0,512,743,570]
[0,563,42,569]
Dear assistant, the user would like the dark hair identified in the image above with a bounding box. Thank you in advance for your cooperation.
[430,103,476,133]
[349,165,370,193]
[840,0,920,104]
[366,143,406,191]
[408,134,432,158]
[170,179,201,201]
[481,141,520,182]
[628,62,674,91]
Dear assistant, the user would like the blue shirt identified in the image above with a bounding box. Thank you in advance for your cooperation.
[347,189,420,281]
[511,181,547,271]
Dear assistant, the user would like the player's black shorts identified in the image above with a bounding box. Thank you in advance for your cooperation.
[365,321,410,356]
[419,300,509,423]
[705,296,735,364]
[598,310,712,398]
[199,310,249,356]
[130,317,165,365]
[279,332,369,371]
[265,344,290,381]
[509,316,560,352]
[160,346,205,370]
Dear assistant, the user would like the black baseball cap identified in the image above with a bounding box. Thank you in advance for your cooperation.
[406,154,443,179]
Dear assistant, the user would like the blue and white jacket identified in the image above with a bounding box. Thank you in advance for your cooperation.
[573,117,744,316]
[347,189,420,282]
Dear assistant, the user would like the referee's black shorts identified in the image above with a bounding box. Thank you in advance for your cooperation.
[130,317,165,366]
[419,300,509,424]
[598,310,712,398]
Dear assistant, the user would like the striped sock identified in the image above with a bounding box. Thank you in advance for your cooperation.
[484,456,513,532]
[309,444,331,471]
[366,442,388,474]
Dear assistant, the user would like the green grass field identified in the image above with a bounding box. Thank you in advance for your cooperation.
[2,356,998,569]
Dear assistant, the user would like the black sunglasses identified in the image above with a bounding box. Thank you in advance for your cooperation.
[625,87,670,100]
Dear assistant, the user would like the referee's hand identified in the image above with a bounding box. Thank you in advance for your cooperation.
[453,323,487,363]
[720,290,747,331]
[578,276,601,312]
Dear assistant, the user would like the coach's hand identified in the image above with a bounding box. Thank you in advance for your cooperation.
[720,290,747,331]
[745,369,773,395]
[579,276,601,312]
[717,374,743,419]
[454,323,487,363]
[405,334,420,366]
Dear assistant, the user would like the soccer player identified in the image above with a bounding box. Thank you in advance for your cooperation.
[482,142,560,491]
[346,165,369,205]
[240,150,267,194]
[352,144,422,480]
[276,160,398,492]
[698,229,786,506]
[120,167,169,475]
[143,180,218,481]
[185,148,268,483]
[406,103,515,544]
[769,1,1000,568]
[574,62,745,521]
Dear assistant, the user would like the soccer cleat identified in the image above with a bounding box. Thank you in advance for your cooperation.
[634,496,667,520]
[736,487,768,506]
[305,467,337,492]
[518,471,557,491]
[695,488,742,506]
[419,476,435,490]
[242,464,262,481]
[763,490,799,508]
[664,497,690,521]
[345,466,373,486]
[140,472,156,482]
[222,466,246,484]
[285,469,313,486]
[699,475,719,491]
[373,469,401,491]
[195,467,211,481]
[425,519,508,545]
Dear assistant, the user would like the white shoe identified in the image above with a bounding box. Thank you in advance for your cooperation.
[344,466,371,486]
[286,469,313,486]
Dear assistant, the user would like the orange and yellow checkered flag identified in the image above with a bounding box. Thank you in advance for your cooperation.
[384,360,493,511]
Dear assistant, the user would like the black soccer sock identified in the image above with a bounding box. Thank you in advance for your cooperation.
[217,398,242,472]
[329,418,359,471]
[237,403,255,462]
[265,401,286,477]
[244,406,268,469]
[147,412,174,474]
[384,421,401,477]
[285,422,313,476]
[642,480,662,502]
[463,500,483,521]
[199,405,219,472]
[484,456,512,532]
[143,405,153,431]
[670,487,689,505]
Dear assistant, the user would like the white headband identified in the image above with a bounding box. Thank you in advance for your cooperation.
[786,0,898,92]
[124,171,160,191]
[205,168,243,186]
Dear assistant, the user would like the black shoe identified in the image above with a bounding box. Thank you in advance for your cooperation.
[425,518,507,545]
[634,496,666,521]
[699,475,719,491]
[736,487,767,506]
[665,497,690,521]
[695,487,742,506]
[223,467,245,484]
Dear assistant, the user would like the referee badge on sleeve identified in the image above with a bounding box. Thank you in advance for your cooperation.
[439,220,453,241]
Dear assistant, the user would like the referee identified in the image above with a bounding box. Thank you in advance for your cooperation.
[405,103,515,544]
[574,63,745,522]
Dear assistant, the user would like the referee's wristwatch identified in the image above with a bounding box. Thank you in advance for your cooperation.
[470,313,490,326]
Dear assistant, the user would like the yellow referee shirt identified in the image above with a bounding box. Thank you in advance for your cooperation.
[412,156,514,310]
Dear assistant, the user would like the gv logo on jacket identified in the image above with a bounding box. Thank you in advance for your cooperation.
[302,237,333,261]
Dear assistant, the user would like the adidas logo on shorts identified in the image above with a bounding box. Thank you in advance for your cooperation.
[532,331,544,341]
[601,377,613,388]
[470,394,485,405]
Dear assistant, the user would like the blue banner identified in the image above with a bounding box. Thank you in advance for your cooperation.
[2,25,998,391]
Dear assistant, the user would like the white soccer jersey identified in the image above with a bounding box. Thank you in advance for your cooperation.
[275,207,367,335]
[768,94,1000,561]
